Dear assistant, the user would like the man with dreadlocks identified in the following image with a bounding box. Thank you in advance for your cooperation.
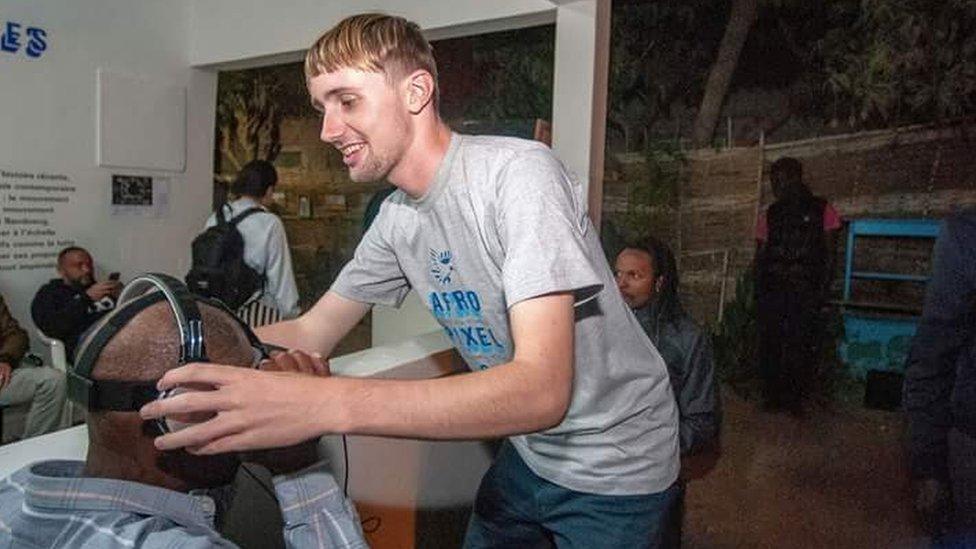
[755,157,842,414]
[615,237,721,547]
[615,238,721,456]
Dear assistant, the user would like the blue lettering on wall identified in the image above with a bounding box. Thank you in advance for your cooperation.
[1,21,21,53]
[0,20,48,59]
[25,27,46,58]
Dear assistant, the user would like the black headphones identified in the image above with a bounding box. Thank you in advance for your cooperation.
[67,273,269,433]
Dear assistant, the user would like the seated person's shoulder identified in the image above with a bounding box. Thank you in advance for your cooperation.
[32,278,67,301]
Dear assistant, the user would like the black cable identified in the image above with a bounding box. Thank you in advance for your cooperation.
[240,439,380,535]
[340,434,379,533]
[342,434,349,498]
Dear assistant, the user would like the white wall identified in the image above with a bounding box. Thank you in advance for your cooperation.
[0,0,216,350]
[188,0,556,67]
[551,0,610,222]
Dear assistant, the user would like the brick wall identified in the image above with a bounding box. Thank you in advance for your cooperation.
[218,117,386,354]
[604,122,976,326]
[679,147,761,324]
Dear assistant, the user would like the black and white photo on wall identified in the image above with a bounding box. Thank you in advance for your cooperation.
[111,174,153,206]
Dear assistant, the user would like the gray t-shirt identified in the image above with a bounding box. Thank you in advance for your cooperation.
[331,134,679,495]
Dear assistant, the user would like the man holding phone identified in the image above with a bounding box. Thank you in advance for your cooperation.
[31,246,122,360]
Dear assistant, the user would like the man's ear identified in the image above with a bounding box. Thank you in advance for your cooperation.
[404,69,435,115]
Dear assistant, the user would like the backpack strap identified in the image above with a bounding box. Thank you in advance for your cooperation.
[228,206,269,300]
[229,207,266,227]
[215,203,231,224]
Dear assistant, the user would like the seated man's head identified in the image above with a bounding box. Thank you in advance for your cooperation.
[83,297,257,492]
[231,160,278,206]
[614,238,681,316]
[57,246,94,289]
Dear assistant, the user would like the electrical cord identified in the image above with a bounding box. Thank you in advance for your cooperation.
[239,437,380,533]
[342,434,349,497]
[241,436,350,502]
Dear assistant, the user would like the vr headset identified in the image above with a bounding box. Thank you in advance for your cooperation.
[67,272,269,434]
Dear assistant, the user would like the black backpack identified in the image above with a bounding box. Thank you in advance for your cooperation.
[185,205,266,309]
[759,195,828,289]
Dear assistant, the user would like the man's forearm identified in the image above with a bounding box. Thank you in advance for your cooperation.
[318,358,570,439]
[319,293,575,439]
[256,318,330,354]
[256,291,369,357]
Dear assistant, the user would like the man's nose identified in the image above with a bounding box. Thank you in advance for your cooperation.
[320,112,344,143]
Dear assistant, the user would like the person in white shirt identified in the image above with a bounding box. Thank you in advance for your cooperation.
[206,160,300,321]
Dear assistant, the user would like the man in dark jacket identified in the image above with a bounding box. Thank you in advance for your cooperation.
[0,293,66,439]
[615,238,721,455]
[616,238,721,548]
[904,209,976,543]
[31,246,121,360]
[755,157,841,413]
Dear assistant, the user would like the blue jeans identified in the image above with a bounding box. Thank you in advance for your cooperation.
[463,441,680,549]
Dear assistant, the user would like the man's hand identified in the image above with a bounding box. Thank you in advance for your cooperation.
[914,478,952,537]
[85,280,122,301]
[260,349,330,376]
[140,364,334,454]
[0,362,11,390]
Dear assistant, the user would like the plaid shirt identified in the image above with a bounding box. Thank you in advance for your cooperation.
[0,460,366,548]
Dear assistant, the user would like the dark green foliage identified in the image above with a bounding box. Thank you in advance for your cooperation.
[437,25,554,123]
[608,1,729,148]
[607,0,976,147]
[621,141,685,240]
[713,268,761,398]
[822,0,976,128]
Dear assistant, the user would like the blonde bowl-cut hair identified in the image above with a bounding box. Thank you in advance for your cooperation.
[305,13,440,108]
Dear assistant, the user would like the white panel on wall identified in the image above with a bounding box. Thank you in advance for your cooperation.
[96,69,186,172]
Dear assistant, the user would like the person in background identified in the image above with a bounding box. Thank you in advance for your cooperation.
[0,292,66,440]
[616,238,721,547]
[615,238,721,455]
[207,160,300,323]
[904,208,976,544]
[754,157,841,414]
[31,246,121,360]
